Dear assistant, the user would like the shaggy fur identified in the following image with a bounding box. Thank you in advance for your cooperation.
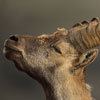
[3,17,100,100]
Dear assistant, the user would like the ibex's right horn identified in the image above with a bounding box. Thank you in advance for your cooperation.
[68,17,100,53]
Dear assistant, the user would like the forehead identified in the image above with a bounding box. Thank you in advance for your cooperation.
[37,28,68,44]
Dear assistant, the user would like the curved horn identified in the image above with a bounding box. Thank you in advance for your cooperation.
[68,17,100,53]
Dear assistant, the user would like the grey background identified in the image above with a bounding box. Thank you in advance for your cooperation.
[0,0,100,100]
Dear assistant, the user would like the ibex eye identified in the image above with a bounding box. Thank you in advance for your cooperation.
[53,46,62,54]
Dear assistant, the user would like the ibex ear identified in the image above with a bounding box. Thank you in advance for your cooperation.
[72,49,99,72]
[78,49,98,67]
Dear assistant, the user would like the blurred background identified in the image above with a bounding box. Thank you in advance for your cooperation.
[0,0,100,100]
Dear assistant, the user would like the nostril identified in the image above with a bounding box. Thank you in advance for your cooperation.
[9,35,19,42]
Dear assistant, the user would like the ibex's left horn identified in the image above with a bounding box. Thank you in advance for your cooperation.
[68,17,100,53]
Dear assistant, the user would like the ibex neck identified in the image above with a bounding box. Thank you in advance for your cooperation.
[42,78,92,100]
[26,64,93,100]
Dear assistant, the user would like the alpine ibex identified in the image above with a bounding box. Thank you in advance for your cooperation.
[3,17,100,100]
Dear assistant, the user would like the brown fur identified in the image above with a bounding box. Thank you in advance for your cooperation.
[3,18,100,100]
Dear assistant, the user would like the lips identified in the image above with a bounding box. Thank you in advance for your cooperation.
[4,39,20,51]
[4,45,20,53]
[3,40,22,60]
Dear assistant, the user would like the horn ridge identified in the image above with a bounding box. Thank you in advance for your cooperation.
[91,17,99,23]
[81,20,89,25]
[72,23,82,28]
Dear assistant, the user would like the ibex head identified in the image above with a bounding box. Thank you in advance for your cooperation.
[3,18,100,96]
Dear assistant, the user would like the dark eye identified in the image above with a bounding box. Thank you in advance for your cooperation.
[53,46,62,54]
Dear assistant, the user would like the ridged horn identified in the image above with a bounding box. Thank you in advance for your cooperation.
[68,17,100,53]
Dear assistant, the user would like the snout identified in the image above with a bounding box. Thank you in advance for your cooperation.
[4,34,21,49]
[3,34,36,57]
[3,34,23,56]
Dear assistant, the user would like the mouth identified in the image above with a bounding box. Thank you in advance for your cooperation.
[4,45,20,53]
[3,40,22,59]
